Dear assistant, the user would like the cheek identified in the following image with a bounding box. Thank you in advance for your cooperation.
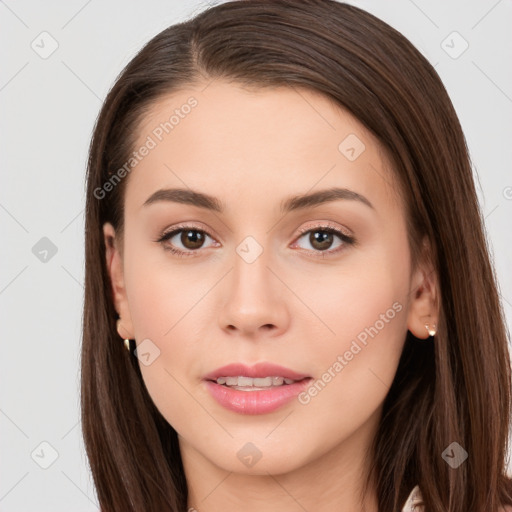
[296,233,409,350]
[123,231,211,342]
[298,267,407,391]
[122,242,216,428]
[294,232,411,425]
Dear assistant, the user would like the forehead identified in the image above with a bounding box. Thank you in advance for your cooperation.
[124,80,403,217]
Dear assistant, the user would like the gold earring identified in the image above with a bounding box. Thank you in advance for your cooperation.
[117,319,132,353]
[425,322,437,337]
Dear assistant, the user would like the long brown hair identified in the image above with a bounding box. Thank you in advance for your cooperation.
[81,1,512,510]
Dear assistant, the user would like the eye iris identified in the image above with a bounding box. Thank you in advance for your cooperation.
[310,230,333,251]
[181,230,205,249]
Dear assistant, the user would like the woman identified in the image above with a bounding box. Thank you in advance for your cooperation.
[81,1,512,510]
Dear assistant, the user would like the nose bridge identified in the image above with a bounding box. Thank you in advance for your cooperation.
[231,234,275,304]
[218,233,289,334]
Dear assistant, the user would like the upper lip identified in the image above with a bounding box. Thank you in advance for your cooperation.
[203,362,311,381]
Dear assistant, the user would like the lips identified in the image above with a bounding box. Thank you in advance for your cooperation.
[202,362,313,414]
[204,377,313,414]
[202,362,311,382]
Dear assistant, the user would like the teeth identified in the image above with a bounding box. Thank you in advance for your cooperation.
[215,376,298,387]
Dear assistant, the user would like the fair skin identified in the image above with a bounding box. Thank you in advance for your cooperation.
[104,80,437,512]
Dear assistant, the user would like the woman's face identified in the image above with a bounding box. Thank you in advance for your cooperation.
[104,80,434,478]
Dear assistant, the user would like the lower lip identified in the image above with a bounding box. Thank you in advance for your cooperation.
[203,378,312,415]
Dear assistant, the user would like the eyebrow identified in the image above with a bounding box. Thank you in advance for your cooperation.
[142,187,374,212]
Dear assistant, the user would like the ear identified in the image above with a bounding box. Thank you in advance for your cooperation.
[103,222,134,339]
[406,238,439,340]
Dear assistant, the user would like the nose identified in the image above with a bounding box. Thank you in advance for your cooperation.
[217,245,290,338]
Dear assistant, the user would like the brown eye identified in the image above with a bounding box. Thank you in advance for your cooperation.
[157,226,216,257]
[179,229,206,250]
[293,225,355,257]
[308,230,335,251]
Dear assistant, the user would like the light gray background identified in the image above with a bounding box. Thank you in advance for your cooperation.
[1,0,511,510]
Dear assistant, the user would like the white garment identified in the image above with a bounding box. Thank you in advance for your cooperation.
[401,485,423,511]
[401,485,512,512]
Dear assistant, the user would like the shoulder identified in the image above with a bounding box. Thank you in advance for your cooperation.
[404,485,512,512]
[402,485,423,511]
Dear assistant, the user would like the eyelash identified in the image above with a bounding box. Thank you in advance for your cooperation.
[155,222,356,259]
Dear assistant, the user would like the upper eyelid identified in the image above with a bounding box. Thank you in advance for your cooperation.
[159,222,214,239]
[160,222,350,240]
[296,221,353,238]
[158,222,353,248]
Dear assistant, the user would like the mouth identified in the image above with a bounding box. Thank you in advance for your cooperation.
[202,362,313,414]
[208,375,310,391]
